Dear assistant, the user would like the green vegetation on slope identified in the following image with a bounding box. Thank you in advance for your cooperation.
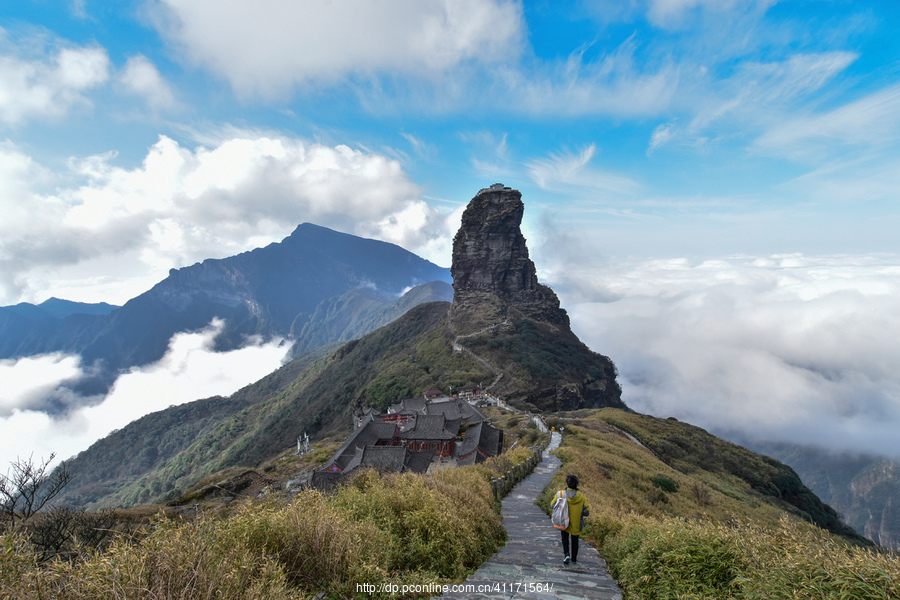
[600,411,862,539]
[538,409,896,599]
[56,349,326,509]
[460,315,623,412]
[60,278,626,511]
[92,301,492,507]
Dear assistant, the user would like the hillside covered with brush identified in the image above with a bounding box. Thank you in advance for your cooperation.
[538,409,897,599]
[9,405,896,600]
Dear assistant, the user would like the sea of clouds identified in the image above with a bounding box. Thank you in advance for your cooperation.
[553,253,900,458]
[4,251,900,471]
[0,319,286,470]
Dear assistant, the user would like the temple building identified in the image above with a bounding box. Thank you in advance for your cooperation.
[311,394,503,489]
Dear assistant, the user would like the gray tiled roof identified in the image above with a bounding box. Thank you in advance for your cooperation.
[425,398,487,424]
[478,422,503,455]
[310,471,343,490]
[444,418,463,436]
[457,421,503,462]
[397,414,456,440]
[390,397,426,414]
[344,445,406,473]
[322,421,398,470]
[457,421,484,457]
[404,450,434,474]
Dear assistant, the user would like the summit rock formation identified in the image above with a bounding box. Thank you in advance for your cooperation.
[451,183,568,332]
[449,183,624,412]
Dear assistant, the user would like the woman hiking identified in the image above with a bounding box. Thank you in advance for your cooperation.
[560,474,589,565]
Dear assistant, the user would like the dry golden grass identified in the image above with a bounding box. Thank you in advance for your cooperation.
[1,440,540,600]
[542,409,900,599]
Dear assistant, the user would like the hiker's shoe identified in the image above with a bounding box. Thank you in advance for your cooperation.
[563,555,570,565]
[571,560,578,565]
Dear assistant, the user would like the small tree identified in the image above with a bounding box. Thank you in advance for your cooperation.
[0,453,72,530]
[29,506,118,563]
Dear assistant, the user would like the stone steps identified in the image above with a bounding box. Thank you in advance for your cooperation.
[433,432,623,600]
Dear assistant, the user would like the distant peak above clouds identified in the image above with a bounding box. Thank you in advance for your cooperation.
[0,132,457,306]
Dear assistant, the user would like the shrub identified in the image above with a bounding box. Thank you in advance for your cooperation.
[605,517,745,599]
[4,514,298,600]
[691,483,712,506]
[331,468,502,581]
[546,409,900,600]
[25,507,119,563]
[0,457,510,600]
[651,474,679,493]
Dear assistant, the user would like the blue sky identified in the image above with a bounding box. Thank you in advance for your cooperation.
[3,1,900,464]
[3,0,899,306]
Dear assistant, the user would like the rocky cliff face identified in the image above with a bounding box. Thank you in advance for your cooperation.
[849,458,900,550]
[449,183,624,412]
[451,184,568,331]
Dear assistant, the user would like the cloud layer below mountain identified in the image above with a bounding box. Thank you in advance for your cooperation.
[0,320,286,469]
[554,252,900,457]
[4,249,899,469]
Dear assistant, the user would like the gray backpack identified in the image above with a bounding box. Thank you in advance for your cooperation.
[551,490,569,530]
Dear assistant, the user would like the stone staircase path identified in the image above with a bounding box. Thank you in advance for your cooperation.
[433,432,623,600]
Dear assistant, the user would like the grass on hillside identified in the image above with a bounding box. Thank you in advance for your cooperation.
[540,409,899,599]
[1,444,539,600]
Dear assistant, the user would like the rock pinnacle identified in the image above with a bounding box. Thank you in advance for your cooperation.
[451,184,569,331]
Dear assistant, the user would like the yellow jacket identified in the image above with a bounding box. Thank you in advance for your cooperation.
[562,487,589,535]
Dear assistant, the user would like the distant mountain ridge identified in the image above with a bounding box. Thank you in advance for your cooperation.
[0,223,451,400]
[0,298,119,321]
[752,441,900,551]
[0,299,118,360]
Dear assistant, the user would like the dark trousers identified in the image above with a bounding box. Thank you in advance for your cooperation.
[561,531,579,561]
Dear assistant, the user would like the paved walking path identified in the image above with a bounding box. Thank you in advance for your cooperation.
[433,433,623,600]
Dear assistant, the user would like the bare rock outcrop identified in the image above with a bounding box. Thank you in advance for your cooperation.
[449,183,624,412]
[451,184,569,331]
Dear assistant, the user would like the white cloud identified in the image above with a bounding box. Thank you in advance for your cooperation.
[778,155,900,205]
[754,83,900,159]
[552,253,900,457]
[0,132,456,305]
[671,51,859,154]
[118,54,177,110]
[461,130,518,179]
[647,0,776,29]
[0,320,287,470]
[0,31,109,125]
[647,122,675,155]
[148,0,524,98]
[0,354,83,416]
[526,144,641,197]
[573,3,864,150]
[69,0,89,19]
[496,39,679,117]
